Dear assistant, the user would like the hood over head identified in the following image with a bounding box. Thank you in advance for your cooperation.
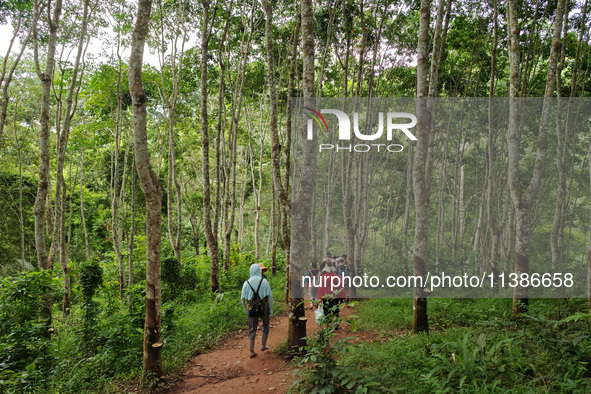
[250,263,262,278]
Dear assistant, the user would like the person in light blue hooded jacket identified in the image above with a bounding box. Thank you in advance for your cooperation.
[241,263,273,358]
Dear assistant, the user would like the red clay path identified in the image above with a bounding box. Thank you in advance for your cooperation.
[170,304,357,393]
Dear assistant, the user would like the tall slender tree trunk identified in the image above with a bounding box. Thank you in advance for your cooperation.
[507,0,565,316]
[338,4,358,292]
[223,126,238,266]
[59,0,91,313]
[189,215,201,257]
[570,0,588,97]
[268,5,294,254]
[254,132,264,261]
[412,0,431,334]
[158,0,186,264]
[487,0,500,286]
[587,143,591,308]
[550,2,569,274]
[129,0,164,378]
[113,35,126,297]
[280,12,300,283]
[315,0,338,97]
[222,4,253,268]
[129,158,136,290]
[33,0,62,326]
[201,0,220,293]
[237,155,247,246]
[451,128,463,264]
[322,149,336,257]
[214,2,233,243]
[428,0,447,97]
[80,148,90,260]
[270,187,278,274]
[503,193,514,271]
[458,163,466,261]
[469,166,487,273]
[12,127,26,269]
[435,122,449,274]
[286,0,314,349]
[402,145,413,276]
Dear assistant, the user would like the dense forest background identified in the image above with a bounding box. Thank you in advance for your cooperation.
[1,0,591,391]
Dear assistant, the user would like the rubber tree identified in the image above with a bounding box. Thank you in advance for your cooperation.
[32,0,62,327]
[412,0,431,334]
[285,0,316,349]
[129,0,164,378]
[506,0,565,316]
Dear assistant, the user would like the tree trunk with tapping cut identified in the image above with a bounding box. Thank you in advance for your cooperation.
[129,0,164,378]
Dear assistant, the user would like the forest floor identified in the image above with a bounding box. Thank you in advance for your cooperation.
[168,301,363,394]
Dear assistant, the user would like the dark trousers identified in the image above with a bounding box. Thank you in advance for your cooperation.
[248,305,270,340]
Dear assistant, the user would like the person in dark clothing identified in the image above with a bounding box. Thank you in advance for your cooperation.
[306,261,320,309]
[319,251,333,272]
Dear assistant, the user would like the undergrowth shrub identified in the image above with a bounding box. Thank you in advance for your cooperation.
[342,299,591,393]
[0,246,286,392]
[78,260,103,353]
[162,257,182,301]
[292,302,386,393]
[0,270,53,392]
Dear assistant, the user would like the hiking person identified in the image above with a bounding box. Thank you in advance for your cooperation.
[241,263,273,358]
[319,251,333,271]
[259,263,268,279]
[336,257,349,276]
[317,260,346,327]
[341,254,350,275]
[306,261,320,309]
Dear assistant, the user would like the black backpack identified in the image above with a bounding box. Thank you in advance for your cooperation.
[247,278,265,318]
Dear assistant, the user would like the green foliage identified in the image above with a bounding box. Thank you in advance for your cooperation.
[45,301,144,393]
[0,247,286,392]
[0,271,52,392]
[1,0,591,392]
[0,271,51,327]
[162,256,182,301]
[162,256,182,286]
[292,302,385,393]
[337,298,591,393]
[220,247,256,290]
[79,260,103,301]
[0,172,37,273]
[77,260,104,354]
[125,281,148,329]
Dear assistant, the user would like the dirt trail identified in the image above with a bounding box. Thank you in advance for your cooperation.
[170,303,357,394]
